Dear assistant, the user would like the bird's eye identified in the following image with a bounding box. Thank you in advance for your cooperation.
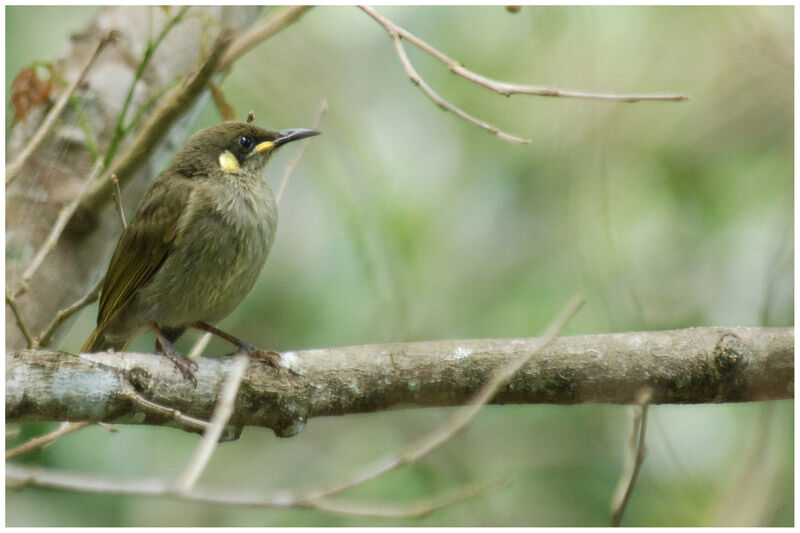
[239,136,255,150]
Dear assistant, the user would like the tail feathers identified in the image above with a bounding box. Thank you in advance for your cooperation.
[81,328,129,353]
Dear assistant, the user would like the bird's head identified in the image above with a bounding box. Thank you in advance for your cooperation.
[169,121,320,178]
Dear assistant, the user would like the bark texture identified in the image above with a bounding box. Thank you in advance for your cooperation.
[7,327,793,438]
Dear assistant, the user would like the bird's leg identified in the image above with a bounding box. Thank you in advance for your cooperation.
[192,322,281,369]
[150,323,198,386]
[154,326,186,353]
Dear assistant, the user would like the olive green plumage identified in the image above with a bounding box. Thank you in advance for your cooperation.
[83,122,319,367]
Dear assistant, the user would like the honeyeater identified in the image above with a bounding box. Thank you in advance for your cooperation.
[82,121,319,384]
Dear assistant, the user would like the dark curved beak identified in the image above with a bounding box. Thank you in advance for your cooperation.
[274,128,321,147]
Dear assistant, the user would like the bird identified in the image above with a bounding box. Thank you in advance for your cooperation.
[82,121,320,385]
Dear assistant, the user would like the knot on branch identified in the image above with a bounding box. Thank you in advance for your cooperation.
[713,333,747,373]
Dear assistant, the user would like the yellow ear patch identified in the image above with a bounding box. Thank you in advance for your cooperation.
[218,150,240,172]
[255,141,275,153]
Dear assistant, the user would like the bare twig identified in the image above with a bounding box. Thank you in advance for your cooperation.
[14,160,105,298]
[6,422,91,460]
[219,6,313,71]
[391,33,530,144]
[6,32,116,185]
[123,387,210,434]
[5,290,35,348]
[291,296,585,503]
[187,332,213,360]
[276,100,327,204]
[110,174,127,228]
[360,6,689,102]
[209,82,237,121]
[35,274,104,348]
[611,388,652,526]
[174,354,248,492]
[310,479,510,517]
[6,463,494,517]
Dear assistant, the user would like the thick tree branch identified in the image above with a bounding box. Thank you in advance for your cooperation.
[6,327,792,437]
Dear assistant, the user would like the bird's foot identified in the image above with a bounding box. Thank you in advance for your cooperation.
[151,323,198,386]
[232,343,299,376]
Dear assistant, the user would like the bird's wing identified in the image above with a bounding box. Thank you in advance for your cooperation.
[95,172,194,332]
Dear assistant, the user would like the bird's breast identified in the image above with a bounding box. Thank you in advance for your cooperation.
[143,177,278,325]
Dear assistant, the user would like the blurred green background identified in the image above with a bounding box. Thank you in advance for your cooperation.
[6,5,793,526]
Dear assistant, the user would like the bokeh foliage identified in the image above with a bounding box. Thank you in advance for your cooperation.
[6,5,793,526]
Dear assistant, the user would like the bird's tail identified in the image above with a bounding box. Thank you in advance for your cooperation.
[81,327,129,353]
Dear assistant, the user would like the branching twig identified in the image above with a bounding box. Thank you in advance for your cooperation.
[5,463,495,517]
[391,33,530,144]
[14,160,105,298]
[360,6,689,102]
[219,6,313,71]
[359,6,688,144]
[35,274,104,348]
[611,388,652,526]
[123,387,210,434]
[174,354,248,492]
[6,32,116,185]
[6,422,91,460]
[291,296,585,503]
[276,100,327,204]
[6,289,36,348]
[5,290,35,348]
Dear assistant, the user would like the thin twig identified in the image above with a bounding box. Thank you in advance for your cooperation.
[6,463,495,517]
[6,422,91,460]
[310,478,510,517]
[276,100,327,204]
[174,354,249,493]
[391,33,530,144]
[36,274,105,348]
[14,160,105,298]
[110,174,127,228]
[187,332,213,360]
[6,32,116,185]
[360,6,689,102]
[293,296,585,503]
[124,387,210,434]
[209,82,237,121]
[611,388,652,527]
[219,6,313,71]
[5,290,35,348]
